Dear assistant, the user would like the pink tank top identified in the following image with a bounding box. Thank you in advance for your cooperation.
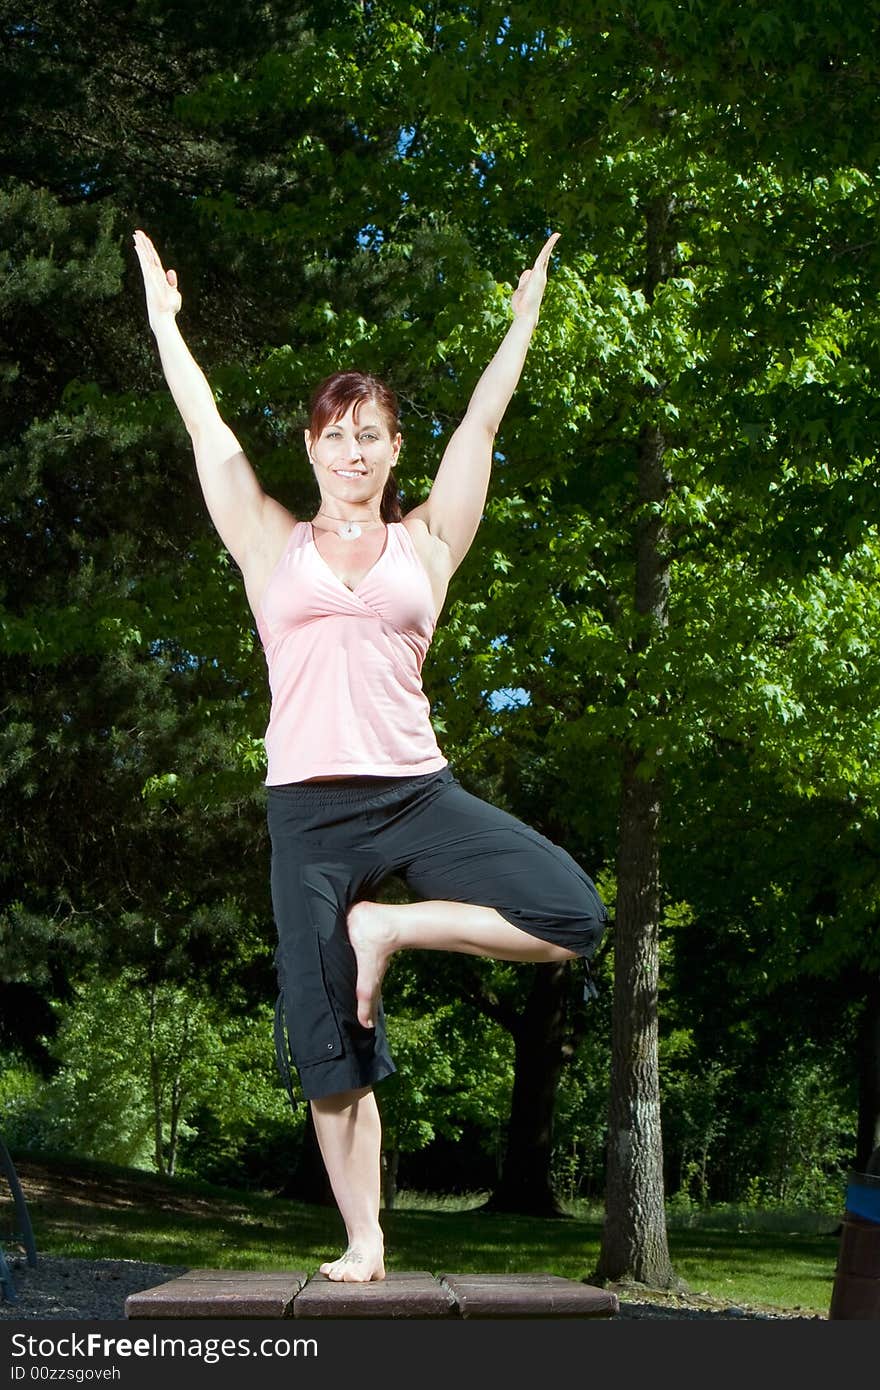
[256,521,448,784]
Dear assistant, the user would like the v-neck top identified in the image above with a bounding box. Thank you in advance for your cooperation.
[256,521,447,784]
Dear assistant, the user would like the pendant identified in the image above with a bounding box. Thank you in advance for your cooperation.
[338,521,362,540]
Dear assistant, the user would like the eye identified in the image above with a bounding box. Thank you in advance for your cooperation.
[360,432,379,442]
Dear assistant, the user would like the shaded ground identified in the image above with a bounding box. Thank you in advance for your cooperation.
[9,1157,251,1219]
[1,1158,830,1320]
[0,1253,826,1321]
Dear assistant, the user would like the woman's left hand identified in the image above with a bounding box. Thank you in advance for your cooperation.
[511,232,560,322]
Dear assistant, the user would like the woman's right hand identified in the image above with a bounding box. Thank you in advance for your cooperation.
[133,229,182,331]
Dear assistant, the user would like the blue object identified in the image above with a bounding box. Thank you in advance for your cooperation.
[845,1172,880,1225]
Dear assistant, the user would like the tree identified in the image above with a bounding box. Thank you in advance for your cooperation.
[6,2,880,1267]
[411,0,880,1285]
[379,1004,512,1209]
[3,973,296,1177]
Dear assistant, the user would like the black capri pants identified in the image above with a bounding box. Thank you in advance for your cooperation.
[268,765,608,1104]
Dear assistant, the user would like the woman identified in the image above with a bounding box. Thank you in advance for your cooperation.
[133,227,608,1282]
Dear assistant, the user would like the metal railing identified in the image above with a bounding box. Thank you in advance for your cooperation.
[0,1134,37,1303]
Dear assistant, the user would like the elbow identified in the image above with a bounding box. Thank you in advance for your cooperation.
[463,411,499,442]
[188,412,225,448]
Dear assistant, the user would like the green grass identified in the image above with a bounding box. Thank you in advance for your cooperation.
[3,1156,838,1315]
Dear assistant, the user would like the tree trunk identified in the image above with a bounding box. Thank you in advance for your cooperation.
[167,1074,182,1178]
[147,983,165,1176]
[857,970,880,1171]
[597,746,678,1285]
[166,1013,190,1180]
[596,195,680,1288]
[486,963,571,1216]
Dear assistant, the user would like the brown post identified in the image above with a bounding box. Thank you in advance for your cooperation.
[828,1171,880,1319]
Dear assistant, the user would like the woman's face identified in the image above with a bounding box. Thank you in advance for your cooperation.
[305,401,401,512]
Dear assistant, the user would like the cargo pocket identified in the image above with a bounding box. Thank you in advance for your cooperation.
[273,862,346,1099]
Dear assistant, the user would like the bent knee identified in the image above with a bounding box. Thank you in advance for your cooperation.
[582,906,609,957]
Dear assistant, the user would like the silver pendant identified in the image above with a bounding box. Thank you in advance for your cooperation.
[338,521,361,540]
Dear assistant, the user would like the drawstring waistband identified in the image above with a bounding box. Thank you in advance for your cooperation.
[266,767,451,808]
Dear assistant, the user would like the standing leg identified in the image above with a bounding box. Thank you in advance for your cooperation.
[267,785,394,1285]
[310,1085,386,1281]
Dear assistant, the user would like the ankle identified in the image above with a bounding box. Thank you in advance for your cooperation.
[347,1223,384,1249]
[348,900,398,949]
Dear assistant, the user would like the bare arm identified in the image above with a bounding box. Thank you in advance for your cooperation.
[132,230,293,577]
[408,232,559,572]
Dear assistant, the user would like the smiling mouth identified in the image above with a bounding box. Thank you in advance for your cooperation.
[334,469,367,479]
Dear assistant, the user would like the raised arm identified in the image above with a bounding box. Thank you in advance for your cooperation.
[132,230,293,585]
[408,232,559,572]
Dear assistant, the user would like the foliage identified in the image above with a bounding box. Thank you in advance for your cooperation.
[550,1033,611,1203]
[0,976,296,1177]
[3,0,879,1227]
[380,1003,513,1160]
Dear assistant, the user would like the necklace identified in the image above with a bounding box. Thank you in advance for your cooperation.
[313,512,384,542]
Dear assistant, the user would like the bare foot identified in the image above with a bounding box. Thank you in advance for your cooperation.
[319,1243,386,1283]
[346,902,398,1028]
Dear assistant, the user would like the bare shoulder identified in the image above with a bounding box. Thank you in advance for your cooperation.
[402,508,455,617]
[402,508,453,578]
[241,496,299,617]
[259,494,299,554]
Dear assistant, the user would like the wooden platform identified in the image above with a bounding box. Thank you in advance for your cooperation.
[125,1269,307,1319]
[125,1269,618,1320]
[439,1272,618,1318]
[293,1269,455,1318]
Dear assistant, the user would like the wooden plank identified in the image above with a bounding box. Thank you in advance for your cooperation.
[125,1268,619,1321]
[293,1270,454,1319]
[125,1270,307,1319]
[440,1272,620,1319]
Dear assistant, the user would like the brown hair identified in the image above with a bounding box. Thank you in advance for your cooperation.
[307,371,403,523]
